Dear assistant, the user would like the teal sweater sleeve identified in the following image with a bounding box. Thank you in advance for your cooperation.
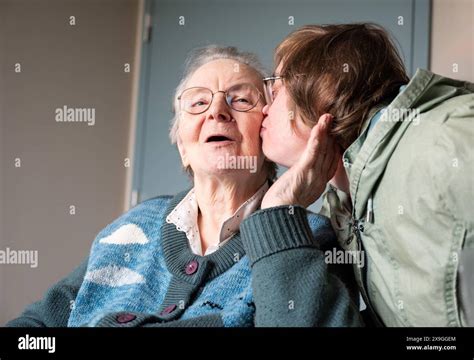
[239,205,363,327]
[5,257,89,327]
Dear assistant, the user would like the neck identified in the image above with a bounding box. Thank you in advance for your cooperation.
[195,172,266,224]
[194,171,267,251]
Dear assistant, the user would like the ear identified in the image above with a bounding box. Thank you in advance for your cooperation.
[176,136,189,168]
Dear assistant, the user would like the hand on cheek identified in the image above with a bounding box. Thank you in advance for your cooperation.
[261,113,340,208]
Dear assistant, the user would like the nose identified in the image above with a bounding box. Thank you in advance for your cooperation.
[262,104,269,115]
[206,92,232,122]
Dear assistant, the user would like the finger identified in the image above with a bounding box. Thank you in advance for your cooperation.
[298,124,319,170]
[302,114,332,167]
[320,135,338,179]
[315,114,331,156]
[322,130,339,169]
[312,114,334,175]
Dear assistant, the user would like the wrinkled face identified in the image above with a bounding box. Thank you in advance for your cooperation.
[177,59,266,179]
[261,63,312,168]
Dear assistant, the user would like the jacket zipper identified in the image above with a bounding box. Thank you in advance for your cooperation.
[351,195,384,326]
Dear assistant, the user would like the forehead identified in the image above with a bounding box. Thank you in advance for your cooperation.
[186,59,263,90]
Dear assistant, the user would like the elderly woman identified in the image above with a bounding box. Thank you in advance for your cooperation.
[7,46,361,327]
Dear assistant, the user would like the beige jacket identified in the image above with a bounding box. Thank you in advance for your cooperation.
[321,69,474,326]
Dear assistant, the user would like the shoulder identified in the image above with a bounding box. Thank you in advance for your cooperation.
[432,100,474,217]
[117,194,174,225]
[431,93,474,120]
[436,96,474,148]
[397,94,473,218]
[133,195,175,218]
[401,93,473,171]
[92,194,176,245]
[418,95,473,182]
[416,93,473,139]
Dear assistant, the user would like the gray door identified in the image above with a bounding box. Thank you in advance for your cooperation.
[131,0,430,207]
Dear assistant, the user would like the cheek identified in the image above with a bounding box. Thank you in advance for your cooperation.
[178,115,202,143]
[263,109,310,162]
[266,108,292,144]
[239,113,264,152]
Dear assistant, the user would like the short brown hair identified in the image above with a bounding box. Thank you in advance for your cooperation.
[275,23,409,149]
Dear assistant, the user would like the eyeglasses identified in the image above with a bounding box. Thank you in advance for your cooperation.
[262,76,283,105]
[177,83,262,115]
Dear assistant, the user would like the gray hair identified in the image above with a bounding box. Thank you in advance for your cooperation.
[169,45,269,144]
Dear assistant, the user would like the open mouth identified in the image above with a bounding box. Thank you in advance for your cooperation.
[205,135,234,143]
